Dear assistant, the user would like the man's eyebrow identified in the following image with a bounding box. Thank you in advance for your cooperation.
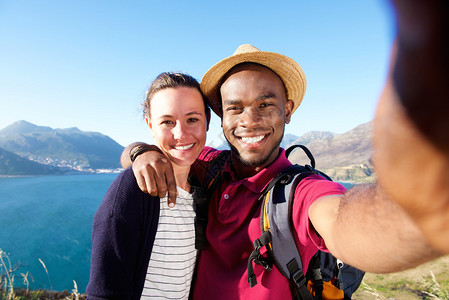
[223,93,277,105]
[256,93,276,101]
[222,99,242,106]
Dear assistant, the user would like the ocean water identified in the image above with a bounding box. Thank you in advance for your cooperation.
[0,173,119,293]
[0,174,355,294]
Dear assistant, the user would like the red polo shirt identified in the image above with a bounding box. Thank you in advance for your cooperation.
[192,147,346,300]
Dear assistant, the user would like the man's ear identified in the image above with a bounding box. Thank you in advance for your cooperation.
[285,99,294,124]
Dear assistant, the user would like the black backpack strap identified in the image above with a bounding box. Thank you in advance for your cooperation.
[284,167,316,300]
[285,145,333,181]
[286,145,316,169]
[258,164,312,202]
[190,151,230,300]
[247,230,273,287]
[306,252,324,300]
[287,258,314,300]
[194,150,230,250]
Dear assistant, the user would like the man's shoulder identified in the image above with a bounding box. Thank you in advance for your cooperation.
[193,146,230,171]
[191,147,230,184]
[197,146,230,161]
[293,173,346,198]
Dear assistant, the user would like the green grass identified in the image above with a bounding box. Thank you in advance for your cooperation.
[353,256,449,300]
[0,249,84,300]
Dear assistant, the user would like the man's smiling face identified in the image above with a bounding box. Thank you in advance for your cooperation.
[220,63,293,174]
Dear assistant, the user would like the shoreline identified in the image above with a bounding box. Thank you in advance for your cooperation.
[0,170,122,178]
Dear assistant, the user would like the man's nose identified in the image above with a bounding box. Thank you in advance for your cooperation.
[239,107,263,128]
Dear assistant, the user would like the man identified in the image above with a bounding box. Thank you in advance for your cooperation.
[121,40,444,300]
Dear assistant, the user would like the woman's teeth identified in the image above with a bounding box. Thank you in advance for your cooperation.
[174,144,194,150]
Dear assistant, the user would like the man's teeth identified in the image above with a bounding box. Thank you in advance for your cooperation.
[241,135,264,144]
[174,144,194,150]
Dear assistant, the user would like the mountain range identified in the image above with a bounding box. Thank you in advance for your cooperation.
[0,146,63,175]
[0,120,374,181]
[0,120,124,175]
[285,122,374,182]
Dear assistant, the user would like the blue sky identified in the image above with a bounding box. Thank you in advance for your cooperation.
[0,0,396,148]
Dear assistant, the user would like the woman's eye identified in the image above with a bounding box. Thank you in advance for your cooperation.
[188,118,199,123]
[161,120,174,125]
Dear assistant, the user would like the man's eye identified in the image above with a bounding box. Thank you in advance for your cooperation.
[226,106,242,112]
[259,103,272,108]
[161,120,174,125]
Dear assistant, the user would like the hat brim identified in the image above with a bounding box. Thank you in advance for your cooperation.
[200,51,306,117]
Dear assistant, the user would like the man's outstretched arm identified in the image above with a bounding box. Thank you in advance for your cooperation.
[374,0,449,254]
[373,62,449,255]
[308,0,449,271]
[309,186,442,274]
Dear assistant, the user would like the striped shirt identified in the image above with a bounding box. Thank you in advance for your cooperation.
[141,187,196,299]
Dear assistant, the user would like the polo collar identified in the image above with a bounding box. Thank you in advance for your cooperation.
[221,148,292,193]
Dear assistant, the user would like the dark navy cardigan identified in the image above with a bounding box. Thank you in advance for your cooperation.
[86,167,160,300]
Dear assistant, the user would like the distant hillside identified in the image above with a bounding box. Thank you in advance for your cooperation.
[0,146,65,175]
[287,131,336,147]
[0,121,124,173]
[287,122,374,182]
[0,120,54,135]
[280,133,301,149]
[288,122,372,166]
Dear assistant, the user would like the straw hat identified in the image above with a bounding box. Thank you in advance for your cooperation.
[200,44,307,117]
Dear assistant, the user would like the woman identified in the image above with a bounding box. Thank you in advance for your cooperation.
[86,72,210,299]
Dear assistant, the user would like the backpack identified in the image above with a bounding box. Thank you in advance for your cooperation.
[247,145,365,300]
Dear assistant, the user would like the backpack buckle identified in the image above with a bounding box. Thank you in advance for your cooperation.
[252,238,273,271]
[279,173,295,185]
[247,234,274,288]
[287,258,306,287]
[291,270,307,288]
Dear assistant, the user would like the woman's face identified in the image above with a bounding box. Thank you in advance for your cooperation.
[146,87,208,169]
